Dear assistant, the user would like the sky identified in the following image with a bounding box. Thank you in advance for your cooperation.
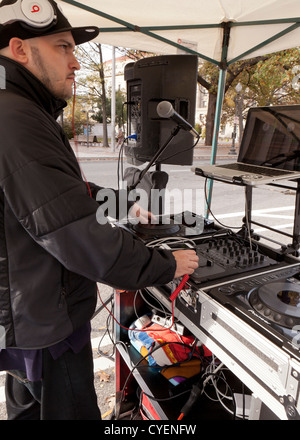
[102,45,125,61]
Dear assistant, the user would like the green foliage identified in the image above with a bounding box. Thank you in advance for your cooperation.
[198,47,300,144]
[62,98,85,139]
[91,89,127,127]
[245,48,300,106]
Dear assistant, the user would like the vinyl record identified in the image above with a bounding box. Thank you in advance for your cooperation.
[133,221,181,236]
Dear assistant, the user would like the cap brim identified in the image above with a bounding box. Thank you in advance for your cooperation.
[45,25,100,45]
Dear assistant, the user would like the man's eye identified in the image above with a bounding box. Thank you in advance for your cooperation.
[59,44,71,51]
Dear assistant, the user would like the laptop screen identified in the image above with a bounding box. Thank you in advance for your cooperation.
[238,105,300,171]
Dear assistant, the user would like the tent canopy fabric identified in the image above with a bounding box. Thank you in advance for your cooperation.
[58,0,300,66]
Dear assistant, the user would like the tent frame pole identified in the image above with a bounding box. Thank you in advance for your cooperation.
[205,23,229,218]
[205,67,227,217]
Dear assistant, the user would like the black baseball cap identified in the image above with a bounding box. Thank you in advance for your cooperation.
[0,0,100,49]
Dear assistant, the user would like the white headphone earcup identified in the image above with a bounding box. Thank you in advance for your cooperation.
[20,0,55,26]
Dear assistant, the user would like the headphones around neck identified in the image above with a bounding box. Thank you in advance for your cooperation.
[0,0,57,29]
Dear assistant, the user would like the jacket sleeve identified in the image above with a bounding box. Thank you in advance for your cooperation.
[87,181,136,220]
[0,99,176,290]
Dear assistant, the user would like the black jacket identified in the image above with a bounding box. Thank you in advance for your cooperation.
[0,56,176,349]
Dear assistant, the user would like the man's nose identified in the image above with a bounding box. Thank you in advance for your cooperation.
[70,54,80,71]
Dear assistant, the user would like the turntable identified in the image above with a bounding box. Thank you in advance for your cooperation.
[199,264,300,356]
[132,220,181,237]
[118,211,216,240]
[249,280,300,330]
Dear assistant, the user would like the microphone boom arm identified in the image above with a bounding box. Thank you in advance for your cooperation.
[129,125,181,191]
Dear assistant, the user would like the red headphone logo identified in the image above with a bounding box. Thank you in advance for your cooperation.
[31,5,40,13]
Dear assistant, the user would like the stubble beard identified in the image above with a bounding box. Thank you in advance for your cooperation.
[30,46,72,100]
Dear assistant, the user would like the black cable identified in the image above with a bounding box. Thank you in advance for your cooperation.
[154,135,200,165]
[97,292,116,360]
[117,139,126,191]
[177,371,237,420]
[117,340,203,418]
[154,133,200,165]
[204,178,241,230]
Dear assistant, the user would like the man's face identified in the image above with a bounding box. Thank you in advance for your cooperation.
[26,31,80,100]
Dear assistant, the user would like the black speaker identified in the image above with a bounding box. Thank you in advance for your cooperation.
[124,54,198,166]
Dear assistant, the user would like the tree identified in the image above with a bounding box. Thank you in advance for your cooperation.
[242,48,300,106]
[61,96,86,139]
[75,43,110,147]
[198,47,300,146]
[115,48,155,61]
[92,89,127,129]
[198,56,269,145]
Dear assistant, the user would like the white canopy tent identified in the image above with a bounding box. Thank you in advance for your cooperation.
[57,0,300,210]
[58,0,300,63]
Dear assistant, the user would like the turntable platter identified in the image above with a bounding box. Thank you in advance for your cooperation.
[258,282,300,318]
[133,221,181,237]
[249,281,300,328]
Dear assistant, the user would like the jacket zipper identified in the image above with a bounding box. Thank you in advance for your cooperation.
[59,287,67,309]
[59,266,68,309]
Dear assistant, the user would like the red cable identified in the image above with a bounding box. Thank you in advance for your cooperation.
[96,274,189,334]
[169,274,189,301]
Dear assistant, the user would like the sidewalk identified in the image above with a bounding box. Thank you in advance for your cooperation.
[70,141,119,161]
[70,140,238,162]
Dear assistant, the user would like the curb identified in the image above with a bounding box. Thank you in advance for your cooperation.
[76,155,238,162]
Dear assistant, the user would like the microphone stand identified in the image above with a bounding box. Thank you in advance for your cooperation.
[128,125,181,191]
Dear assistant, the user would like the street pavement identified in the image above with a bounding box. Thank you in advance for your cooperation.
[70,139,236,162]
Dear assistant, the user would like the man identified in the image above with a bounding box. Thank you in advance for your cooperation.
[0,0,199,420]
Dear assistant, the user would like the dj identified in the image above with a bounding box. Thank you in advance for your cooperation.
[0,0,199,420]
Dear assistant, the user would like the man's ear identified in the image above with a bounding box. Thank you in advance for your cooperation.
[8,37,30,65]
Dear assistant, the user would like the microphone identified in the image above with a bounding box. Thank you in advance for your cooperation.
[156,101,199,139]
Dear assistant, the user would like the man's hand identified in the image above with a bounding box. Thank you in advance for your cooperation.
[173,250,199,278]
[129,203,157,224]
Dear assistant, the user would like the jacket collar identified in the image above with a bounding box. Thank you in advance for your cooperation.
[0,55,67,119]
